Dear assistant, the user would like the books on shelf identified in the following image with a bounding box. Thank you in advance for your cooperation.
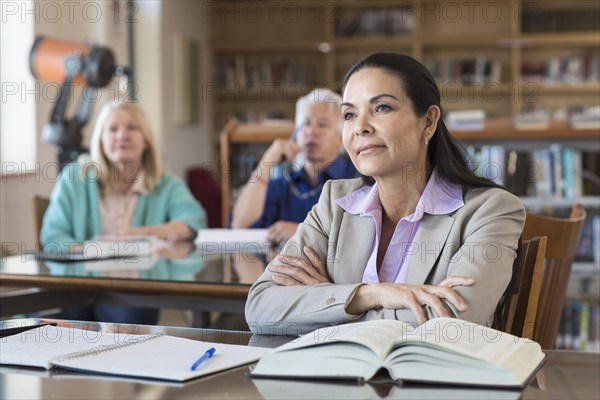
[466,145,505,186]
[513,112,550,130]
[594,215,600,264]
[445,109,485,131]
[214,56,315,92]
[504,150,534,197]
[251,318,546,388]
[336,7,415,37]
[574,212,600,263]
[557,299,600,353]
[521,7,600,33]
[232,153,258,187]
[531,145,583,199]
[425,56,502,85]
[466,144,599,201]
[0,324,270,382]
[521,55,599,85]
[570,106,600,130]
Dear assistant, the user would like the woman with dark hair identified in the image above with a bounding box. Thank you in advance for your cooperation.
[245,53,524,334]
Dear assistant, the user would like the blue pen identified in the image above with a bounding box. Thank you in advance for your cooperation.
[190,347,216,371]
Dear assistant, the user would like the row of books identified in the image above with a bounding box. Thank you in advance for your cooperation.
[465,145,600,199]
[549,207,600,263]
[557,299,600,352]
[514,108,600,131]
[522,8,600,33]
[574,214,600,263]
[214,57,315,90]
[336,8,415,37]
[521,55,599,85]
[425,56,503,85]
[466,145,599,262]
[232,154,258,188]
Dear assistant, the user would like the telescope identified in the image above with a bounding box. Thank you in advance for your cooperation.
[30,37,130,167]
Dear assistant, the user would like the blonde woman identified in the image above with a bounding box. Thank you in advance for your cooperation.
[41,102,206,323]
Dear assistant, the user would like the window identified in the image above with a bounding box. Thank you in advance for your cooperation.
[1,0,36,173]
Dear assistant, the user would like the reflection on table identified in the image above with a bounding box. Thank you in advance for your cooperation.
[2,241,275,286]
[0,243,276,325]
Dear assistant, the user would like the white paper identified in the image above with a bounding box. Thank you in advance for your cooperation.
[195,229,270,253]
[81,236,169,259]
[0,326,144,369]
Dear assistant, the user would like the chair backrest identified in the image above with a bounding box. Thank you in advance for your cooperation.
[523,204,587,349]
[494,236,547,340]
[32,195,50,246]
[187,166,222,228]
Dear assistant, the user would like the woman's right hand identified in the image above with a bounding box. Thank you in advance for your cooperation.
[261,139,300,165]
[346,276,475,324]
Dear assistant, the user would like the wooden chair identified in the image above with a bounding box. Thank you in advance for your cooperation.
[32,195,50,246]
[523,204,587,349]
[187,166,222,228]
[494,236,547,340]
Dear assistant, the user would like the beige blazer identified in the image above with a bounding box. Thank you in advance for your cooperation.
[245,178,525,335]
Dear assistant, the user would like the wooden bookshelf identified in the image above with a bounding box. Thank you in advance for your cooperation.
[208,0,599,133]
[209,1,600,292]
[219,119,294,225]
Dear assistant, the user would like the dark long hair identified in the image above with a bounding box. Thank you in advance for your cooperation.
[342,52,501,191]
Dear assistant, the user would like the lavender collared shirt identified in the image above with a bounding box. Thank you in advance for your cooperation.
[336,170,465,284]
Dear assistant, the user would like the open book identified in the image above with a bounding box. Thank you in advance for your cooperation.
[251,318,546,388]
[0,325,269,382]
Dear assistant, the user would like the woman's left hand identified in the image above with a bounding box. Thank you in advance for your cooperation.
[266,221,299,244]
[269,246,330,285]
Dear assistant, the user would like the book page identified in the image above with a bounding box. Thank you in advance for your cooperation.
[0,326,145,369]
[251,342,380,380]
[401,318,528,364]
[397,317,545,383]
[276,320,413,360]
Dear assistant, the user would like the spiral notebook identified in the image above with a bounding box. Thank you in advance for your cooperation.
[0,325,270,382]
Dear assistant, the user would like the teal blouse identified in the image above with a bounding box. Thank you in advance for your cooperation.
[40,160,207,253]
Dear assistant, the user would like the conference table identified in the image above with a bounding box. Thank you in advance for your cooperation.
[0,318,598,400]
[0,242,273,325]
